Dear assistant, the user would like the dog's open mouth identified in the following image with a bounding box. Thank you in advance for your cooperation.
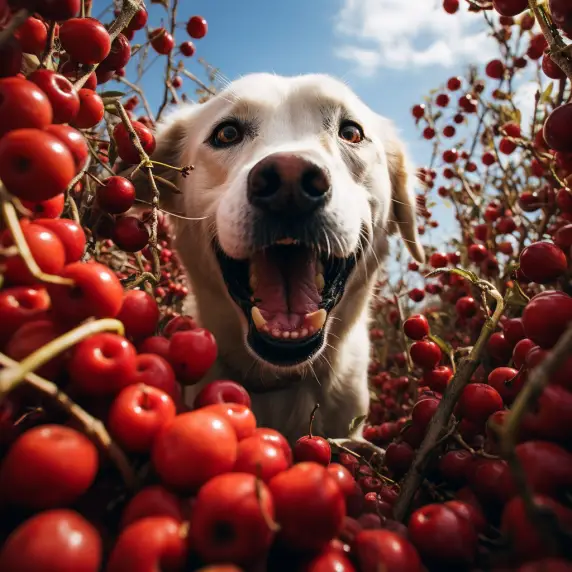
[214,239,358,366]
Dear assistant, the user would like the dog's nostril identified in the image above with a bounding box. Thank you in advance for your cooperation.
[301,166,330,198]
[252,164,282,198]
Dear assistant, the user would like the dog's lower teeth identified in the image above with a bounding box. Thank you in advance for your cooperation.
[315,273,324,291]
[251,306,267,329]
[304,308,327,330]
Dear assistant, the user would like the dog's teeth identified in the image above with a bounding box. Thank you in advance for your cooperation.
[304,308,327,330]
[276,237,297,245]
[315,273,325,292]
[290,331,299,339]
[272,328,281,337]
[282,331,290,339]
[251,307,267,329]
[300,327,309,338]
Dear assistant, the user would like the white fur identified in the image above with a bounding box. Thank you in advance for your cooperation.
[144,73,424,444]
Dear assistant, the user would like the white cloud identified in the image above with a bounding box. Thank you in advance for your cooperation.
[334,0,499,75]
[513,80,539,129]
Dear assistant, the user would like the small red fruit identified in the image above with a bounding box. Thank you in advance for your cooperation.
[519,241,567,283]
[15,17,48,54]
[522,291,572,348]
[544,103,572,153]
[120,485,185,530]
[194,379,252,409]
[97,176,136,214]
[410,340,442,369]
[73,88,104,128]
[168,328,218,385]
[294,407,331,466]
[234,435,290,482]
[45,124,89,171]
[423,366,453,393]
[493,0,528,16]
[33,217,86,264]
[28,69,80,124]
[180,41,195,57]
[59,17,111,64]
[403,314,429,340]
[486,59,505,79]
[200,402,257,441]
[457,383,504,425]
[149,28,174,55]
[113,120,156,164]
[353,529,422,572]
[117,289,159,341]
[442,0,460,14]
[186,16,208,39]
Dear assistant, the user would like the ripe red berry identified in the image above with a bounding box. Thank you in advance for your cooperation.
[27,70,80,124]
[269,462,345,552]
[106,517,187,572]
[447,76,462,91]
[523,291,572,348]
[499,137,517,154]
[294,434,331,466]
[435,93,450,107]
[200,403,256,441]
[485,59,505,79]
[550,0,572,34]
[442,0,460,14]
[21,193,65,219]
[544,103,572,152]
[168,328,218,385]
[47,261,124,323]
[112,216,150,252]
[108,384,176,453]
[234,435,290,482]
[519,241,567,284]
[14,17,48,55]
[188,473,275,566]
[73,88,104,128]
[127,6,148,31]
[455,296,478,318]
[403,314,430,340]
[408,287,425,302]
[186,15,208,39]
[493,0,528,16]
[409,503,478,566]
[410,340,442,369]
[45,124,89,171]
[468,243,488,262]
[33,217,86,264]
[487,366,523,405]
[0,77,53,138]
[457,383,504,425]
[429,251,448,268]
[59,18,111,64]
[423,366,453,393]
[1,220,66,285]
[152,410,238,491]
[0,425,98,509]
[99,33,131,72]
[412,396,440,432]
[194,379,252,409]
[0,510,101,572]
[113,120,156,164]
[527,33,548,59]
[35,0,80,20]
[149,28,174,55]
[250,427,293,466]
[116,289,159,341]
[439,449,474,485]
[443,148,458,163]
[120,485,185,530]
[542,52,566,80]
[180,41,195,57]
[353,529,422,572]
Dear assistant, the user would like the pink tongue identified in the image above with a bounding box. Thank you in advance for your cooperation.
[252,248,321,331]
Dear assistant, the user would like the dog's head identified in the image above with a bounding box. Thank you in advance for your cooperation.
[141,73,424,374]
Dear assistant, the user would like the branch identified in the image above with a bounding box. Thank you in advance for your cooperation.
[0,353,136,488]
[156,0,180,121]
[393,275,505,522]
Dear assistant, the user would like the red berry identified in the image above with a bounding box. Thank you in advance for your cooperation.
[152,410,238,491]
[0,510,101,571]
[112,216,149,252]
[234,435,290,483]
[429,251,448,268]
[410,340,442,369]
[200,403,256,441]
[550,0,572,34]
[408,288,425,302]
[250,427,293,466]
[97,176,136,215]
[73,88,104,128]
[412,397,440,432]
[522,291,572,348]
[127,6,148,31]
[1,220,66,285]
[353,529,422,572]
[269,462,345,552]
[106,517,187,572]
[527,33,548,59]
[458,383,504,425]
[14,17,48,55]
[35,0,80,20]
[468,243,488,262]
[0,425,98,509]
[149,28,174,55]
[180,41,195,57]
[188,473,275,566]
[0,286,50,347]
[493,0,528,16]
[485,59,505,79]
[120,485,185,530]
[294,434,331,466]
[513,337,537,368]
[447,76,462,91]
[186,16,208,39]
[113,120,156,164]
[33,217,86,264]
[412,104,425,119]
[99,33,131,72]
[0,78,53,138]
[423,366,453,393]
[488,366,523,405]
[385,441,415,478]
[455,296,478,318]
[519,241,567,283]
[443,148,458,163]
[47,261,124,323]
[403,314,429,340]
[442,0,459,14]
[108,384,176,453]
[409,503,478,566]
[194,379,252,409]
[435,93,450,107]
[128,353,177,400]
[544,103,572,152]
[116,289,159,341]
[45,124,89,171]
[439,449,474,485]
[168,328,218,385]
[27,70,79,124]
[20,193,65,219]
[59,18,111,64]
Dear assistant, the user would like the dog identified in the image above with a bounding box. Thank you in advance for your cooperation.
[131,73,425,445]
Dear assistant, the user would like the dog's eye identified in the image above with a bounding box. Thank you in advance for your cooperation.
[339,121,364,144]
[210,122,243,147]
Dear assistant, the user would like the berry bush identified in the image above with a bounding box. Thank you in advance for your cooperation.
[0,0,572,570]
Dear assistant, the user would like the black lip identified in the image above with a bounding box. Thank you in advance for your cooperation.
[214,242,357,367]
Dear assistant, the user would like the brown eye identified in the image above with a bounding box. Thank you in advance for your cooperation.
[211,122,243,147]
[339,121,364,144]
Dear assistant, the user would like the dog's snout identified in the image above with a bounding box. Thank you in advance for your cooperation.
[247,153,331,215]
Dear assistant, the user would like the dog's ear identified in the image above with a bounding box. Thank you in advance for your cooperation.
[381,119,425,263]
[120,105,198,210]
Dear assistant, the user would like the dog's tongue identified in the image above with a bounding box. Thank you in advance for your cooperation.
[251,247,321,331]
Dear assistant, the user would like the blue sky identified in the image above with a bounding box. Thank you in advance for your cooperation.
[96,0,536,254]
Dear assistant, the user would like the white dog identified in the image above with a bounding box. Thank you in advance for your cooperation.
[132,73,425,444]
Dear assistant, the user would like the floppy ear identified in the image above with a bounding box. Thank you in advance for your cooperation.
[381,120,425,263]
[120,104,198,211]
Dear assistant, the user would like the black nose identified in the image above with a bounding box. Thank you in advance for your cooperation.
[247,153,331,215]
